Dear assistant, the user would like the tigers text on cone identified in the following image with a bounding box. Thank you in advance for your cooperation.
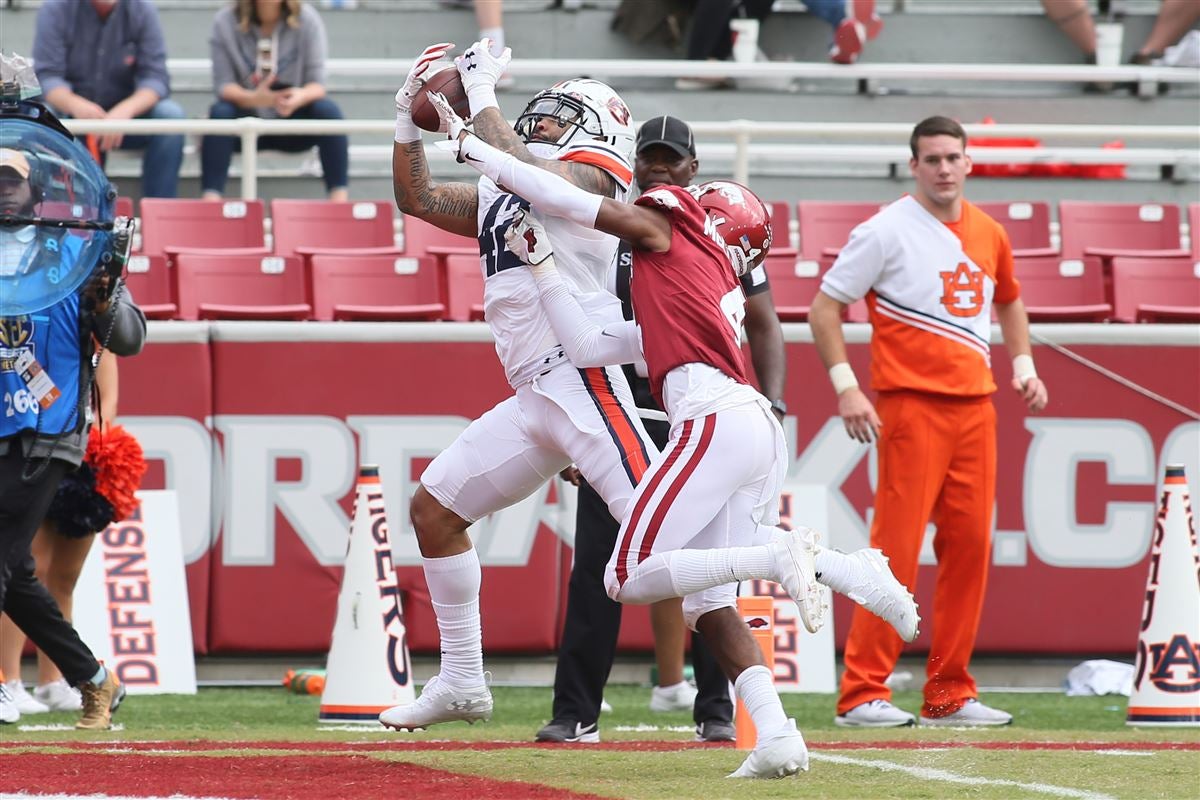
[318,465,415,723]
[1126,464,1200,727]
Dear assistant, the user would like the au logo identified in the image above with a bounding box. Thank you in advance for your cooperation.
[939,261,984,317]
[1135,634,1200,694]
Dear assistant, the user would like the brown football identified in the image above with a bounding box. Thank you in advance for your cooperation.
[411,65,471,133]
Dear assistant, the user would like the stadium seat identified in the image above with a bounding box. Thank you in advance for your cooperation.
[795,201,884,272]
[270,199,396,256]
[975,201,1054,255]
[139,198,266,256]
[402,215,475,256]
[1059,201,1183,260]
[309,251,446,321]
[1110,256,1200,323]
[174,252,311,321]
[766,200,797,254]
[761,253,825,322]
[121,254,177,319]
[443,253,486,321]
[1012,255,1112,322]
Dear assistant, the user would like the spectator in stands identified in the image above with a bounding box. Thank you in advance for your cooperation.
[32,0,186,198]
[201,0,349,201]
[1041,0,1200,65]
[675,0,884,89]
[1,357,146,717]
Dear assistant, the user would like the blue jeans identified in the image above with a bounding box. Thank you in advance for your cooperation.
[200,98,349,195]
[117,98,186,198]
[804,0,846,29]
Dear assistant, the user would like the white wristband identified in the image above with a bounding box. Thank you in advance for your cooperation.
[530,257,559,284]
[829,362,859,395]
[466,85,499,117]
[1013,354,1037,383]
[395,110,421,144]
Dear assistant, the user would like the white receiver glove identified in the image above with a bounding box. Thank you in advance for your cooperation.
[427,91,470,154]
[455,37,511,116]
[395,41,454,142]
[725,244,751,277]
[504,210,556,272]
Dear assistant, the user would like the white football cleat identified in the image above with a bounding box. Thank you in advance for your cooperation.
[920,698,1012,727]
[842,548,920,642]
[835,699,916,728]
[770,528,825,633]
[727,719,810,779]
[649,680,698,713]
[379,673,493,731]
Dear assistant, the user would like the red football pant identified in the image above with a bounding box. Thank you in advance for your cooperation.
[837,391,996,719]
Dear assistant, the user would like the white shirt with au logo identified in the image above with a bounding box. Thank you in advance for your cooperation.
[822,195,1018,397]
[0,225,36,277]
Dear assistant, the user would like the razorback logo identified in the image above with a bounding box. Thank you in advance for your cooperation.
[939,261,984,317]
[746,617,770,629]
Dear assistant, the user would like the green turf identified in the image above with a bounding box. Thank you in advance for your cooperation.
[5,686,1198,799]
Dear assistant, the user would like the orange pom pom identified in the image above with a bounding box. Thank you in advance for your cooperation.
[84,424,148,523]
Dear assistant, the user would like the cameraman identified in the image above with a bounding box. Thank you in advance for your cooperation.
[0,145,145,730]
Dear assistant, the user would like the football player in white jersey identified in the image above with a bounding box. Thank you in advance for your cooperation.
[381,41,658,732]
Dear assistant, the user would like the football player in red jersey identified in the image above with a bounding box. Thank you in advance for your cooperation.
[430,95,920,780]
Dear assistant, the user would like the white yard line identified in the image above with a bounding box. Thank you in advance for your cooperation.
[810,752,1116,800]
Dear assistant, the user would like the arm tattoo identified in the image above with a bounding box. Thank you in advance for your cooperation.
[392,141,478,221]
[471,108,618,197]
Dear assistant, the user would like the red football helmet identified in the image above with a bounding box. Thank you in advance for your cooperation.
[692,180,773,276]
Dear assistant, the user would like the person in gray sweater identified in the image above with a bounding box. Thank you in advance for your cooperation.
[201,0,348,200]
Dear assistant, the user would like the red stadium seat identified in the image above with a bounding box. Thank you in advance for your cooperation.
[270,199,396,256]
[122,254,177,319]
[115,196,134,218]
[139,198,266,256]
[1191,203,1200,260]
[1012,255,1112,322]
[309,251,445,321]
[1110,256,1200,323]
[443,253,486,321]
[766,200,796,255]
[402,215,476,256]
[795,201,884,273]
[174,252,311,321]
[976,201,1055,255]
[1059,201,1183,260]
[762,253,825,322]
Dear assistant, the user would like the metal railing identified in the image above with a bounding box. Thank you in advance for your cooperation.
[61,118,1200,199]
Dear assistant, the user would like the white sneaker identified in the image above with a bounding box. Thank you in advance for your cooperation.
[920,698,1012,727]
[599,697,613,714]
[835,699,916,728]
[0,683,19,724]
[34,679,83,712]
[379,673,493,731]
[5,681,49,714]
[727,719,809,779]
[770,528,825,633]
[841,549,920,642]
[649,680,698,712]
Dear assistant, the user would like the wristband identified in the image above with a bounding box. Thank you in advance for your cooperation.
[395,110,421,144]
[529,256,559,284]
[1013,354,1037,383]
[829,362,859,395]
[466,84,499,117]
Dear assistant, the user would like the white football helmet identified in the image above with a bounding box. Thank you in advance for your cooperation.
[514,78,635,159]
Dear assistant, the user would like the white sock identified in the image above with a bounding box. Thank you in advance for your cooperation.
[734,664,787,738]
[628,551,768,599]
[423,549,483,689]
[813,546,854,592]
[480,27,505,55]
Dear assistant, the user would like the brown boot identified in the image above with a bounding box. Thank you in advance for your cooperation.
[76,668,126,730]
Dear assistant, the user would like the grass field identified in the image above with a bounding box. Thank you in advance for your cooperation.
[2,685,1198,799]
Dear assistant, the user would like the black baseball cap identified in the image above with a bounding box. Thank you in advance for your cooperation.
[636,115,695,158]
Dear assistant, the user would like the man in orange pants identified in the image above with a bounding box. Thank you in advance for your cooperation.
[809,116,1048,727]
